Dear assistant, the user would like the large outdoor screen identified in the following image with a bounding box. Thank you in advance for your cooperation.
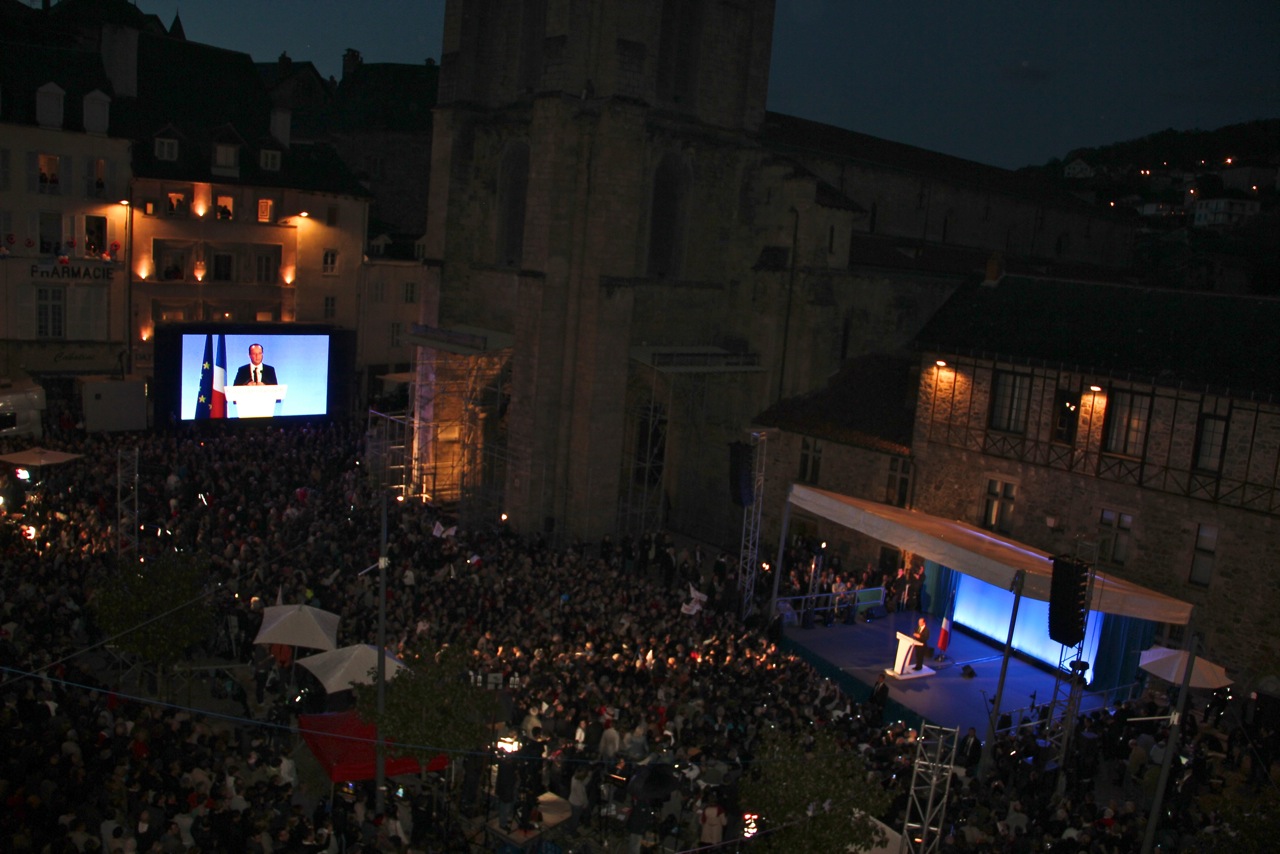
[152,324,354,424]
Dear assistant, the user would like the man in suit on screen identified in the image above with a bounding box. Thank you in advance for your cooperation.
[233,343,278,386]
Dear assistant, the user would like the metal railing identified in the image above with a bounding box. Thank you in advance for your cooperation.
[774,586,886,625]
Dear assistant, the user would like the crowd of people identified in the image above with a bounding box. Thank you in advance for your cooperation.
[0,415,1272,853]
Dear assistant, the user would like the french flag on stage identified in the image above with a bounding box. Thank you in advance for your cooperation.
[194,334,228,419]
[935,587,957,659]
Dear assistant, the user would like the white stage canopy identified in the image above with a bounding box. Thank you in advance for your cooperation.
[787,484,1192,626]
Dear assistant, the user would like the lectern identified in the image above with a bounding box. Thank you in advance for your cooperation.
[225,384,288,419]
[887,631,934,679]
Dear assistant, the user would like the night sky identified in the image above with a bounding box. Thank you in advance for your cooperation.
[140,0,1279,170]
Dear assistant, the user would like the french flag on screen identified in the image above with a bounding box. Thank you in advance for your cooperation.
[195,334,228,419]
[211,334,227,418]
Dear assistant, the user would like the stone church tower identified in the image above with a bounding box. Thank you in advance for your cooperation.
[421,0,782,541]
[418,0,1135,544]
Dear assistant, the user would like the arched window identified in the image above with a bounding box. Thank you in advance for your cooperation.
[496,144,529,268]
[647,154,688,278]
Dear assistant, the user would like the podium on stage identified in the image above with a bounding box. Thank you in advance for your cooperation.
[225,384,287,419]
[887,631,934,679]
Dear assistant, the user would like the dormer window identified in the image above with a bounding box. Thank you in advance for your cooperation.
[214,144,239,169]
[260,150,281,172]
[155,138,179,161]
[36,82,65,129]
[83,90,110,135]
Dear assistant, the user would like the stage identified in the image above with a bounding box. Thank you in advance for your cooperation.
[782,608,1113,737]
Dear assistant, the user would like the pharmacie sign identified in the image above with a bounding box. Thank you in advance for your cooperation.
[29,264,116,281]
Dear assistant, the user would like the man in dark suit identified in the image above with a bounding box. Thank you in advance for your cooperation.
[912,618,930,670]
[958,726,982,770]
[233,343,278,385]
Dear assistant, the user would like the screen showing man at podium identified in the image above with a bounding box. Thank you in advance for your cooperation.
[180,332,329,420]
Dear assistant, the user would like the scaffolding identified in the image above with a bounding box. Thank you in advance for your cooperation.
[737,430,771,621]
[116,447,138,564]
[900,724,958,854]
[617,365,672,538]
[365,409,413,497]
[411,345,511,529]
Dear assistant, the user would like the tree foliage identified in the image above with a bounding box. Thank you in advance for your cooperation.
[354,638,503,764]
[91,551,215,670]
[740,725,891,853]
[1196,784,1280,853]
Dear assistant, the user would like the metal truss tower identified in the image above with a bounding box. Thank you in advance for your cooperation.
[737,430,770,621]
[900,724,958,854]
[116,447,139,564]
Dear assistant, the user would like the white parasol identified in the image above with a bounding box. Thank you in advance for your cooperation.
[1138,646,1232,690]
[254,604,340,651]
[0,447,83,467]
[297,644,406,693]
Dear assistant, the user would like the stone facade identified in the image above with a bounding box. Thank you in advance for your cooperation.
[419,0,1140,544]
[910,352,1280,676]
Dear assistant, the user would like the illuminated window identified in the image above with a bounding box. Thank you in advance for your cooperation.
[1194,414,1227,472]
[1051,389,1081,445]
[37,286,65,338]
[155,138,178,161]
[982,479,1015,534]
[37,153,60,193]
[1097,508,1133,566]
[989,371,1032,434]
[1188,524,1217,587]
[166,192,187,216]
[259,150,281,171]
[1102,389,1151,457]
[322,249,338,274]
[257,198,274,223]
[215,195,235,221]
[324,296,337,319]
[84,215,107,256]
[798,437,822,485]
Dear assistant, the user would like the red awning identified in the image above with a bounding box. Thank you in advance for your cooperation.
[298,710,442,783]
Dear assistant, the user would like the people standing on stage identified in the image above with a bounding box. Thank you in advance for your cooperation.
[912,618,930,670]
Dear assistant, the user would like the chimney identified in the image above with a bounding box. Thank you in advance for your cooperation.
[278,52,293,73]
[342,48,363,81]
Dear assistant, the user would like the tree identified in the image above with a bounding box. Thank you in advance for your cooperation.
[1196,784,1280,853]
[91,551,215,696]
[353,638,503,764]
[740,725,891,852]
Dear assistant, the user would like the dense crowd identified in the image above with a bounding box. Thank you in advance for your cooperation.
[0,417,1272,853]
